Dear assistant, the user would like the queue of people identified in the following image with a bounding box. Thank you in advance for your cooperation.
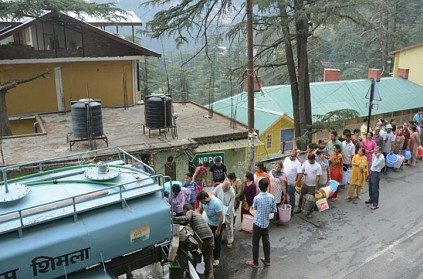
[166,110,423,276]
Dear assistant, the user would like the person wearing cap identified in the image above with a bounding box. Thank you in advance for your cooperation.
[170,184,191,216]
[382,124,396,174]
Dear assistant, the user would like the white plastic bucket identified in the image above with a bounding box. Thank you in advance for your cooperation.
[316,198,329,212]
[241,214,254,232]
[278,204,292,222]
[394,155,404,168]
[321,186,334,198]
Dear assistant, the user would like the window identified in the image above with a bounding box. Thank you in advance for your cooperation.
[266,134,272,149]
[281,128,294,153]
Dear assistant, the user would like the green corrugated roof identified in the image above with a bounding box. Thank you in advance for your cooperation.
[211,77,423,132]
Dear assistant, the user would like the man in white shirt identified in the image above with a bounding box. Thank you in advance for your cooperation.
[213,181,235,248]
[295,154,322,218]
[365,146,385,209]
[283,150,303,217]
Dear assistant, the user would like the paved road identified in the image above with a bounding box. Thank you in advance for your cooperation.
[210,162,423,279]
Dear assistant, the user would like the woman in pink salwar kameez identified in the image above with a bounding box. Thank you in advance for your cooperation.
[363,132,376,171]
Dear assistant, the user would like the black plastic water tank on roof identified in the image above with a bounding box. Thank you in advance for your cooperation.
[145,95,173,129]
[71,100,104,138]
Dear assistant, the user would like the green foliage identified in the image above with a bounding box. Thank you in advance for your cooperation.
[313,109,360,132]
[340,68,367,80]
[0,0,122,19]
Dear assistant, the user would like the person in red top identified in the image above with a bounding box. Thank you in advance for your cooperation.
[329,144,343,202]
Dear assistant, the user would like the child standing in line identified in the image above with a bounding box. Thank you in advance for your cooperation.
[183,172,197,207]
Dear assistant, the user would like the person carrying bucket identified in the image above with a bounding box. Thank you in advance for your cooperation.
[295,154,322,218]
[283,150,303,217]
[329,144,343,202]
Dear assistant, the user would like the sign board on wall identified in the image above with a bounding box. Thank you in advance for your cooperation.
[191,152,225,167]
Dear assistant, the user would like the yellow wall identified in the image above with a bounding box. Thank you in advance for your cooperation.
[0,60,136,115]
[392,45,423,86]
[255,115,295,159]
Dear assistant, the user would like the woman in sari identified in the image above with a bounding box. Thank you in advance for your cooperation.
[363,132,376,171]
[346,147,368,200]
[268,160,287,220]
[329,144,343,202]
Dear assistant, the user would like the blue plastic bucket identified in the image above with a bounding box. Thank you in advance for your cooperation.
[329,180,339,192]
[403,149,411,160]
[386,154,398,168]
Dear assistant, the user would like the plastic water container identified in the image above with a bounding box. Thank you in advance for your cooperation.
[404,149,411,160]
[342,169,351,185]
[394,155,404,168]
[278,204,292,222]
[329,180,339,192]
[418,146,423,158]
[302,194,315,212]
[386,153,398,168]
[320,186,334,199]
[316,198,330,212]
[241,214,254,232]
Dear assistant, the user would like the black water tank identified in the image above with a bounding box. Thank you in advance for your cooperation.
[71,99,103,138]
[145,95,172,129]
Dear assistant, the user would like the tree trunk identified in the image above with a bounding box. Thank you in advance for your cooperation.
[295,0,308,138]
[280,6,301,138]
[0,70,49,136]
[0,93,12,136]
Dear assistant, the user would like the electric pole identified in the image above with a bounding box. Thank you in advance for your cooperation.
[247,0,255,173]
[367,79,375,134]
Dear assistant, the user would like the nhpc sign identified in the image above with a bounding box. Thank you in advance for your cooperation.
[191,152,225,167]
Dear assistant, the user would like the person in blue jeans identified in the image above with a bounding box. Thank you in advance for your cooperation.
[197,190,225,267]
[245,178,276,268]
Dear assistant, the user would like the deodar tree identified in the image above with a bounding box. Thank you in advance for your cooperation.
[144,0,376,141]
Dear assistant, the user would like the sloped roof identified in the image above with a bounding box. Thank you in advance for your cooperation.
[211,92,284,132]
[0,11,143,26]
[211,77,423,132]
[389,42,423,55]
[0,11,160,58]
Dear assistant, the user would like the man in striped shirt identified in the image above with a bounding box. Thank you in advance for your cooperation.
[174,204,214,279]
[246,178,276,268]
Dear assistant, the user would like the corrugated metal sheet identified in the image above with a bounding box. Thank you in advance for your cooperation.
[211,77,423,133]
[194,139,263,153]
[211,92,283,131]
